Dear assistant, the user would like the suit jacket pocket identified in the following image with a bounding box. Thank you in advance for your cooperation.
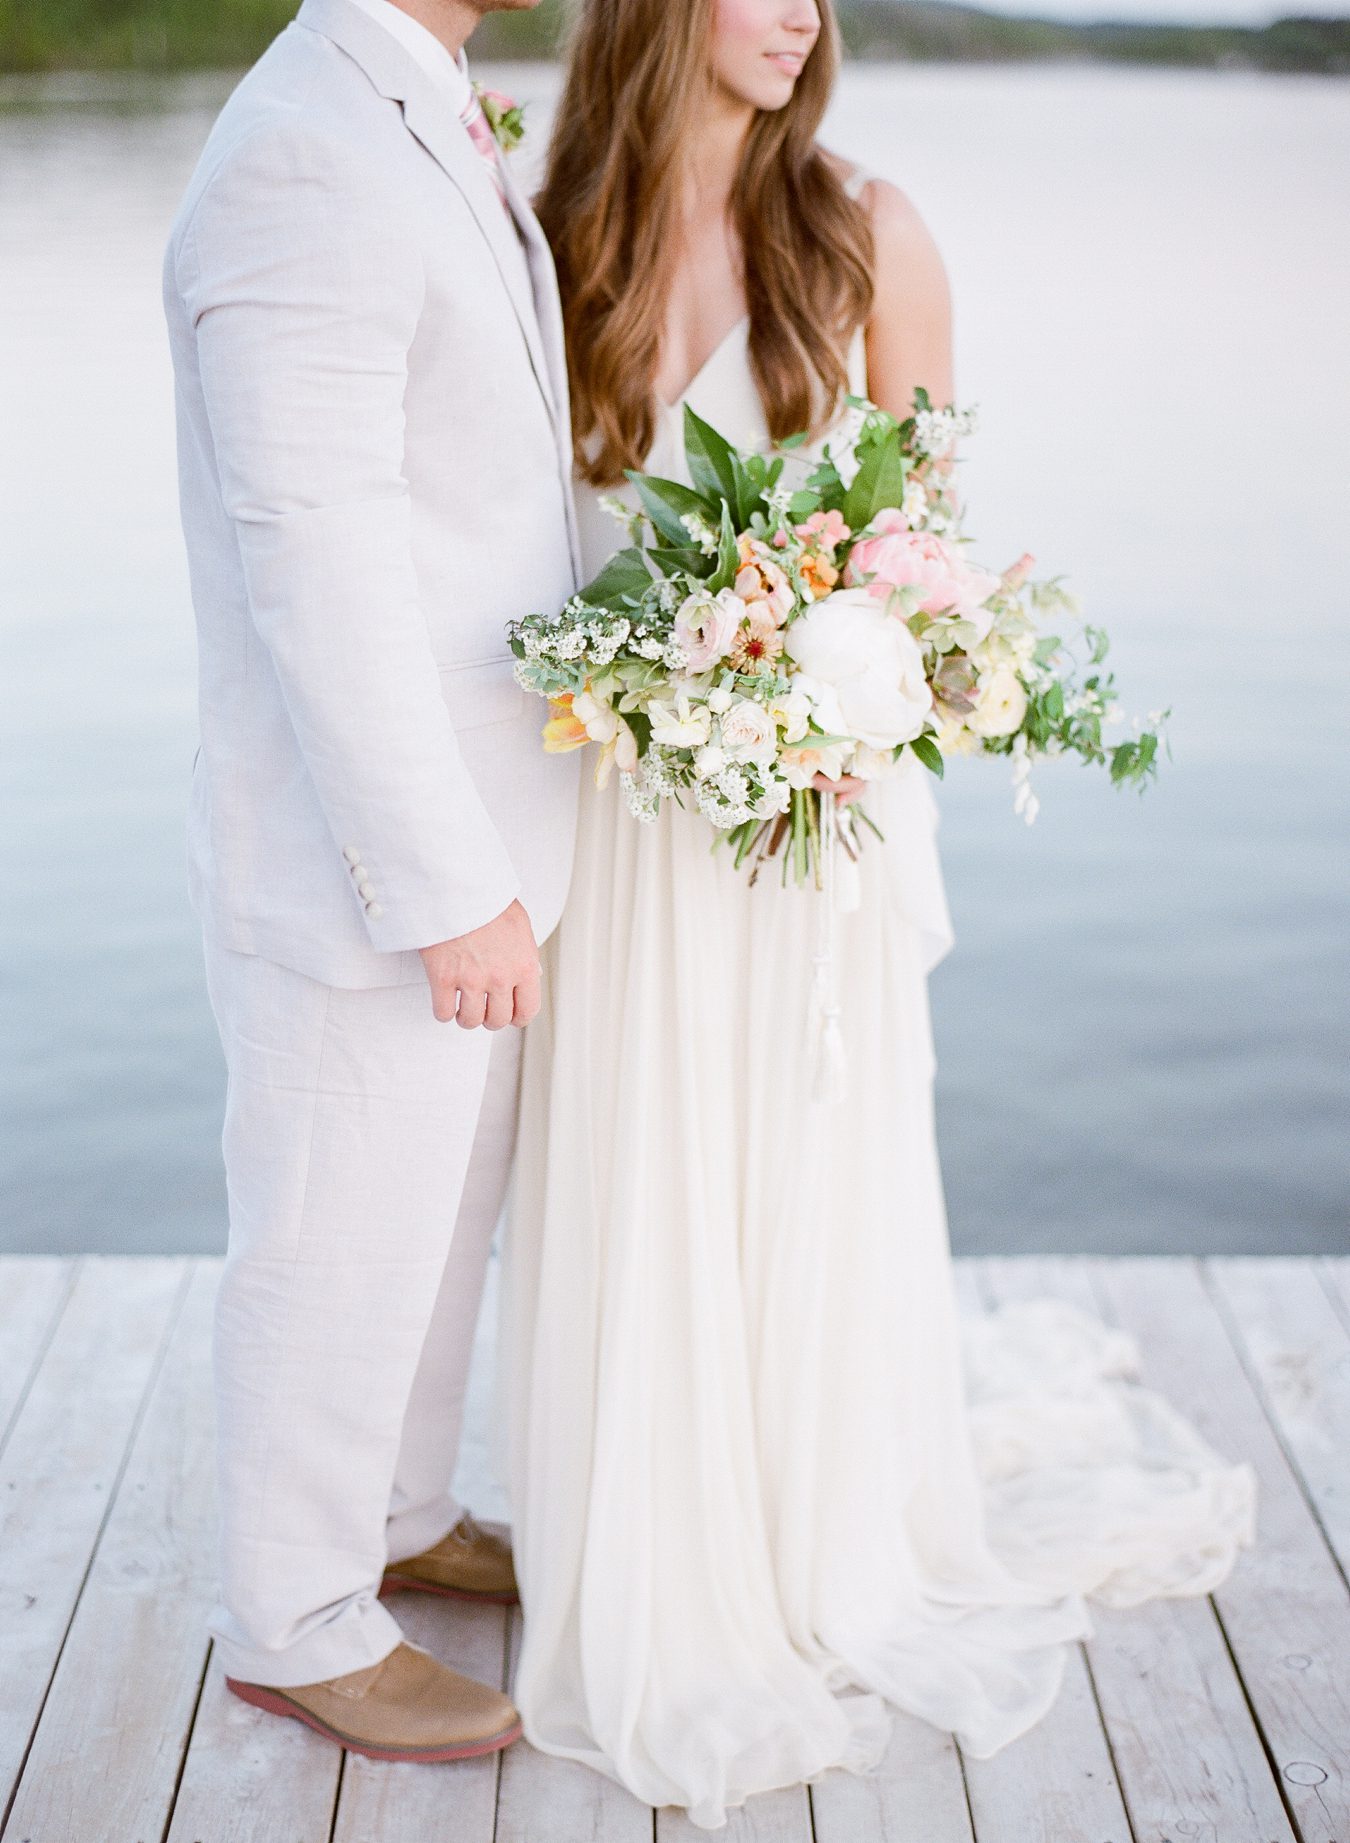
[437,656,530,732]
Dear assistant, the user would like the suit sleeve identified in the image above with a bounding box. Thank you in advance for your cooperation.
[175,123,522,953]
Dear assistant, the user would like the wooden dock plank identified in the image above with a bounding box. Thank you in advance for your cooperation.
[657,1789,810,1842]
[330,1593,508,1843]
[5,1254,1347,1843]
[1095,1257,1350,1843]
[1207,1260,1350,1587]
[958,1646,1133,1843]
[1314,1258,1350,1340]
[0,1258,78,1459]
[0,1256,187,1827]
[163,1650,342,1843]
[979,1258,1296,1843]
[3,1258,219,1843]
[810,1710,975,1843]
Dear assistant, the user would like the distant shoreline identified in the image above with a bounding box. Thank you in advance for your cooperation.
[1,0,1347,77]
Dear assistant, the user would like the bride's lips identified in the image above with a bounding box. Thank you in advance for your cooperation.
[765,50,809,77]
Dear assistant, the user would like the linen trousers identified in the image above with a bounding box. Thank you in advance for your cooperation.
[201,929,523,1687]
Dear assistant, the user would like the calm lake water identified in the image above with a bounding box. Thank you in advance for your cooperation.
[1,61,1347,1257]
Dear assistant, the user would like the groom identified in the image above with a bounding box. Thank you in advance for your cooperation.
[163,0,579,1761]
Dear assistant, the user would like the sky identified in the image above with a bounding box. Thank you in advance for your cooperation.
[957,0,1347,25]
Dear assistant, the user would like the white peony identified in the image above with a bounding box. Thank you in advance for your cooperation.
[785,587,932,750]
[967,666,1029,738]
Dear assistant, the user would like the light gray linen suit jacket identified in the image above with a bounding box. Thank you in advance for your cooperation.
[164,0,581,987]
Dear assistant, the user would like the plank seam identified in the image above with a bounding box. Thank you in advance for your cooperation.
[326,1748,348,1843]
[1198,1259,1350,1602]
[157,1635,215,1843]
[1206,1594,1309,1843]
[0,1259,195,1843]
[0,1256,82,1463]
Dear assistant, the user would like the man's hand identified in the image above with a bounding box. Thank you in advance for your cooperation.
[419,900,541,1030]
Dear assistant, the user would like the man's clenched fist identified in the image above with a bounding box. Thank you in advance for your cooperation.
[419,900,541,1030]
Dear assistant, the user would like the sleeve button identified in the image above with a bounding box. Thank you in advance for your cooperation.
[365,902,384,920]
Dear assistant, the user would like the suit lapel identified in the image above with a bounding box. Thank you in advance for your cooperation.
[295,0,561,447]
[497,158,582,581]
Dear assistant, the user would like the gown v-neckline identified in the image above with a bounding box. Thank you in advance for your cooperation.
[657,313,750,413]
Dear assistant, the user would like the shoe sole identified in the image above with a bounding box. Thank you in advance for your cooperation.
[379,1573,520,1607]
[225,1677,522,1762]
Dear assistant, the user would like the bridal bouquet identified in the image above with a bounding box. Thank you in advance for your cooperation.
[509,393,1166,885]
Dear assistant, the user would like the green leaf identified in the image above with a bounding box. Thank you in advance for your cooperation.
[683,405,740,509]
[909,733,945,779]
[844,427,907,530]
[625,472,715,548]
[650,545,714,578]
[576,546,653,608]
[624,707,653,760]
[777,430,809,451]
[707,501,740,594]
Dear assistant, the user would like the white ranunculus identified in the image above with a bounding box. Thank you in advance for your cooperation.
[766,686,813,744]
[785,588,932,750]
[719,698,778,765]
[967,666,1029,738]
[648,693,713,751]
[694,743,726,778]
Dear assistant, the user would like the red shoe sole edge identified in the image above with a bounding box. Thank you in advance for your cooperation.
[378,1574,520,1607]
[224,1677,523,1762]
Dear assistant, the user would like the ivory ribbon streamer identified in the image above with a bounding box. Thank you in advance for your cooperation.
[811,790,849,1106]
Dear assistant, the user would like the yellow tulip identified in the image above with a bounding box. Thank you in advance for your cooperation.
[542,694,589,753]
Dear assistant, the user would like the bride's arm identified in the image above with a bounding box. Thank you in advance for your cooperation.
[858,179,955,420]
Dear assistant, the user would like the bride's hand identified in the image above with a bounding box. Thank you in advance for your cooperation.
[812,772,865,808]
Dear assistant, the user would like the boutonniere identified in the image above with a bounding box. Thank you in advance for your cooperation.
[473,81,526,155]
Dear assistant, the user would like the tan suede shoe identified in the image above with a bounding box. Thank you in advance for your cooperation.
[381,1512,519,1606]
[225,1641,520,1762]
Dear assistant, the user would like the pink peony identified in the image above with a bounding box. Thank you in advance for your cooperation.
[845,523,1000,636]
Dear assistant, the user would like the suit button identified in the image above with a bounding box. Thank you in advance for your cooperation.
[342,845,362,864]
[365,902,384,920]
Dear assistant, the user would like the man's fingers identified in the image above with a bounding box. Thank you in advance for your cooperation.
[455,985,488,1030]
[512,968,542,1027]
[484,985,514,1032]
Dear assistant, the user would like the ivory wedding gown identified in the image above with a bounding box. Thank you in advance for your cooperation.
[499,202,1257,1828]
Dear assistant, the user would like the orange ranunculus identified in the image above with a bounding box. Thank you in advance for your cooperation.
[542,693,589,752]
[798,550,840,600]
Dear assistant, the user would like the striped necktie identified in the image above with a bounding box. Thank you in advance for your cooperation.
[459,86,511,215]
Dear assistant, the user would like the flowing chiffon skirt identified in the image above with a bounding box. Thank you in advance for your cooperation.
[498,762,1257,1828]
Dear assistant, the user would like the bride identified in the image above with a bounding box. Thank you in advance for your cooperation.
[498,0,1256,1825]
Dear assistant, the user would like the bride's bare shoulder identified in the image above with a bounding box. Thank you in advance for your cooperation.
[829,159,950,317]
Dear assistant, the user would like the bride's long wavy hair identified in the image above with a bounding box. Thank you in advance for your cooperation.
[536,0,873,487]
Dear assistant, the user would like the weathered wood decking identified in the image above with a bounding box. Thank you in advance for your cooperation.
[1,1254,1347,1842]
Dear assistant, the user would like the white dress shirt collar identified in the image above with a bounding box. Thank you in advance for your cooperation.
[343,0,473,111]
